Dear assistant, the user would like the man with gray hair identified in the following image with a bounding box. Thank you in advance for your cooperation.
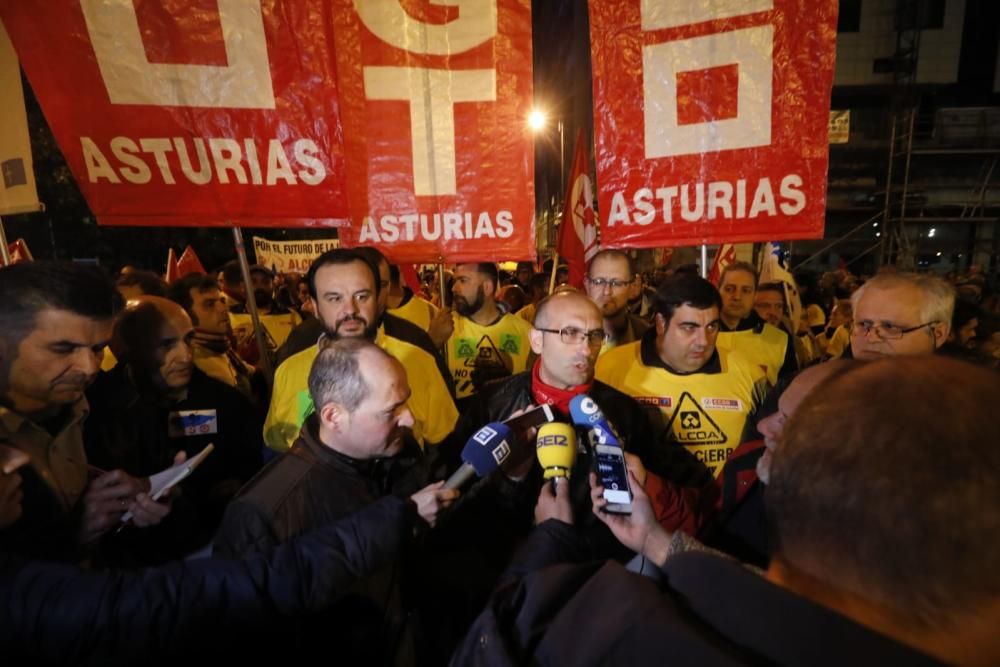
[214,337,457,664]
[847,271,954,360]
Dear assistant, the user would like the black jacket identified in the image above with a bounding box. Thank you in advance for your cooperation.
[0,497,415,666]
[452,521,944,667]
[213,416,430,665]
[84,364,263,562]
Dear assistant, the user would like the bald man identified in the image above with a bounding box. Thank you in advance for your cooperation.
[442,291,655,550]
[84,297,263,562]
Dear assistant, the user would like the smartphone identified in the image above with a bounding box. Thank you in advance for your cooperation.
[594,444,632,515]
[502,403,555,433]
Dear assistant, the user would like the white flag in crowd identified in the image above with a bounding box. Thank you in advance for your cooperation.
[759,242,802,334]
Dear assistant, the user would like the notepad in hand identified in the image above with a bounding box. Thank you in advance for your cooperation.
[120,443,215,523]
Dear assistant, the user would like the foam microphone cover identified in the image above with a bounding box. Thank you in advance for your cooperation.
[569,394,621,448]
[535,422,577,479]
[461,422,514,476]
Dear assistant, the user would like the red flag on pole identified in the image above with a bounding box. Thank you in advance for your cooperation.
[165,248,180,283]
[399,264,422,296]
[176,245,206,278]
[707,244,737,286]
[556,129,598,288]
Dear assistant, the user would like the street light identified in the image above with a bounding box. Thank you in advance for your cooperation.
[527,108,565,204]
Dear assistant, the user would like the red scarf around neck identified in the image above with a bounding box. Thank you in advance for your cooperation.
[530,359,593,416]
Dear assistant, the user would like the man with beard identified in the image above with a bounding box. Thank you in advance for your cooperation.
[168,273,262,404]
[0,262,172,564]
[83,297,262,562]
[216,339,458,665]
[438,263,533,404]
[263,249,457,452]
[229,265,302,366]
[584,249,650,354]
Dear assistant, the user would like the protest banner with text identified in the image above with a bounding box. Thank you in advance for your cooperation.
[589,0,838,248]
[331,0,536,263]
[0,1,350,227]
[252,236,339,274]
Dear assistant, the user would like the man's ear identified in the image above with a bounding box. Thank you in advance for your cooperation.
[529,327,544,355]
[932,321,951,349]
[483,277,497,300]
[318,401,346,432]
[655,313,667,337]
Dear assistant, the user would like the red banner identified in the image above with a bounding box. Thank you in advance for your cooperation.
[0,1,349,227]
[589,0,837,248]
[331,0,536,263]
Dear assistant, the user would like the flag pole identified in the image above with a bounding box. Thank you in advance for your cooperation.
[438,260,447,308]
[700,244,708,279]
[232,225,274,384]
[548,251,560,294]
[0,216,11,265]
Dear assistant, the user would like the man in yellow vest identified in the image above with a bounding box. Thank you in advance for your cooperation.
[263,249,457,453]
[436,263,533,406]
[596,274,768,486]
[715,262,797,386]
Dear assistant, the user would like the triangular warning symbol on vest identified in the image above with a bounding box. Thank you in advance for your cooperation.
[464,335,510,371]
[664,391,728,446]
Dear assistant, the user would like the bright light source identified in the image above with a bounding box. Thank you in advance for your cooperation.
[876,232,881,237]
[936,251,942,257]
[528,110,546,131]
[928,228,936,238]
[873,222,879,227]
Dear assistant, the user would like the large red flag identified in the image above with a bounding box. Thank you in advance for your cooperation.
[556,130,598,287]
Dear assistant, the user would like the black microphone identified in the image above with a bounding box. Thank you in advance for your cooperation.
[443,422,514,490]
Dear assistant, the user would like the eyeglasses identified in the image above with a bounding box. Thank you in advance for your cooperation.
[851,320,939,340]
[535,326,608,347]
[585,277,633,290]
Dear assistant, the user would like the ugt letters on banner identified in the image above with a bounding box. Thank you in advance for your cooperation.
[0,1,349,227]
[332,0,536,263]
[590,0,838,248]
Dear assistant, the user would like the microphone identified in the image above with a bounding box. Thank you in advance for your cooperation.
[536,422,577,480]
[569,394,622,449]
[444,422,513,490]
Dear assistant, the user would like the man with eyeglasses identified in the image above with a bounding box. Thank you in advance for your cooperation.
[848,272,954,360]
[584,249,650,354]
[596,274,768,487]
[440,291,655,553]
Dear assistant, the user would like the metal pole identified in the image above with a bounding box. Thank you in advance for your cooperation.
[231,226,274,383]
[558,120,565,206]
[548,251,560,294]
[0,216,11,266]
[438,262,447,308]
[700,244,708,278]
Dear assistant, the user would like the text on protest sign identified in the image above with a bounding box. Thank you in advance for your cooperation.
[331,0,536,263]
[0,1,350,227]
[252,236,339,274]
[589,0,838,247]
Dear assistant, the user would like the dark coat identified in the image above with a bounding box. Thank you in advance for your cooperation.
[452,521,944,667]
[0,497,415,666]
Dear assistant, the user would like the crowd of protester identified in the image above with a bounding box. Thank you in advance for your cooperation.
[0,248,998,666]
